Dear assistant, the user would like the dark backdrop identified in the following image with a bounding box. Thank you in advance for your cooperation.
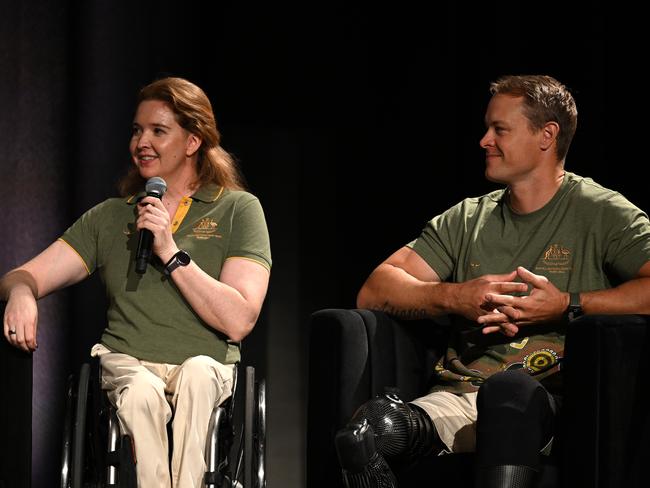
[1,1,648,487]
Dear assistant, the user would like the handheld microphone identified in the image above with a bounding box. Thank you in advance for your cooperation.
[135,176,167,274]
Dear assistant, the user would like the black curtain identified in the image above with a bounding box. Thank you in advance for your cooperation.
[0,1,70,487]
[1,1,648,487]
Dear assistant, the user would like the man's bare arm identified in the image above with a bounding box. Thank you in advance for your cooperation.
[357,246,527,321]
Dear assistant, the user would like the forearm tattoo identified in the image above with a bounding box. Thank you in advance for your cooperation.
[379,302,430,320]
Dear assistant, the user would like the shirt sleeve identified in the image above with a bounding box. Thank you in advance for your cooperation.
[227,194,272,270]
[602,192,650,281]
[408,200,468,281]
[58,201,109,274]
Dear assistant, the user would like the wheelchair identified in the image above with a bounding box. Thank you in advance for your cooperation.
[60,360,266,488]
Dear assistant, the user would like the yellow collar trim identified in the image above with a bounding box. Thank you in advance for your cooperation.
[171,196,193,234]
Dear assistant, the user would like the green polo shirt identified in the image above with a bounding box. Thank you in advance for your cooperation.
[60,184,271,365]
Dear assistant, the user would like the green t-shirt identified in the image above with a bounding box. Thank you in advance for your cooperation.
[60,184,272,365]
[410,172,650,393]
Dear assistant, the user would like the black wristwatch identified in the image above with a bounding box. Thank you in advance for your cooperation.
[164,250,191,276]
[566,292,584,322]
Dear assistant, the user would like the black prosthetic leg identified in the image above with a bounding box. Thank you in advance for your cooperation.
[335,389,440,488]
[475,465,538,488]
[474,371,556,488]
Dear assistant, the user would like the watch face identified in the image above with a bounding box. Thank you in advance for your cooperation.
[177,250,191,265]
[164,250,191,275]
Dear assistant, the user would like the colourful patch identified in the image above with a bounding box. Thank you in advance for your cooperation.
[523,349,559,374]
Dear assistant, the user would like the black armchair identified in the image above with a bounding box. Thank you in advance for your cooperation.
[306,309,650,488]
[562,314,650,487]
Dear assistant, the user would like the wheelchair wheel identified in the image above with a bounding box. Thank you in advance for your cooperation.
[204,403,235,488]
[105,406,137,488]
[244,367,266,488]
[255,378,266,488]
[61,369,75,487]
[73,363,91,488]
[61,362,103,488]
[61,362,126,488]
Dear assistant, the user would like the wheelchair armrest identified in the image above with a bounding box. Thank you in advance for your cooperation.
[307,308,449,488]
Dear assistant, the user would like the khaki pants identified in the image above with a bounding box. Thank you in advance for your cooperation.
[92,344,234,488]
[410,391,478,453]
[411,385,554,457]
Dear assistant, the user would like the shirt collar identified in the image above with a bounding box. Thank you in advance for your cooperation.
[126,183,224,204]
[191,184,225,203]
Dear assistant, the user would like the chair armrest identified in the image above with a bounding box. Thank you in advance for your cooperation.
[562,314,650,488]
[352,309,449,402]
[308,308,448,424]
[306,308,449,488]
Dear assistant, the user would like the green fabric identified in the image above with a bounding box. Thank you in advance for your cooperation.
[409,172,650,393]
[60,184,271,365]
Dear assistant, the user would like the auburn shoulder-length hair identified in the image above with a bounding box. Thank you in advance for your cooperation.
[119,77,245,196]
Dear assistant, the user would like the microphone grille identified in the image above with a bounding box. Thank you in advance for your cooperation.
[145,176,167,197]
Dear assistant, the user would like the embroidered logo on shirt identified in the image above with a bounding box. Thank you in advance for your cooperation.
[542,244,571,265]
[534,243,571,275]
[187,218,222,239]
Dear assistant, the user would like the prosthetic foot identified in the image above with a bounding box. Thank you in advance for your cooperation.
[335,389,440,487]
[335,420,397,488]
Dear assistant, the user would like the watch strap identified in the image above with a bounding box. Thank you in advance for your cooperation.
[164,250,189,276]
[567,292,583,322]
